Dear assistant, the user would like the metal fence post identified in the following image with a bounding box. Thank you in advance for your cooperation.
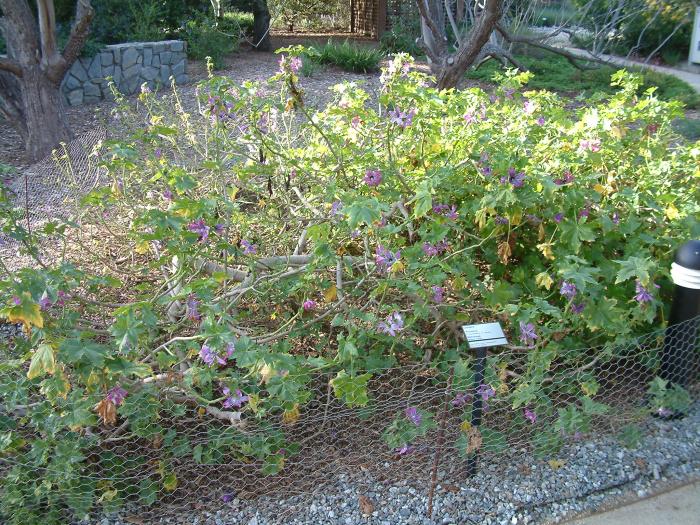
[466,345,486,477]
[660,240,700,389]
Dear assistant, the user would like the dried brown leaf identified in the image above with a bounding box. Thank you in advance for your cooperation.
[466,426,482,454]
[95,399,117,426]
[358,495,374,515]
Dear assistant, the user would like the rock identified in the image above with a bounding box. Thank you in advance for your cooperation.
[122,47,139,69]
[66,89,83,106]
[123,64,140,80]
[71,59,88,81]
[170,41,184,52]
[101,51,114,67]
[143,48,153,67]
[63,74,82,91]
[88,55,102,79]
[84,82,101,99]
[141,66,159,81]
[160,65,171,84]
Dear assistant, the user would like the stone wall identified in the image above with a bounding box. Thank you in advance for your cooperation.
[61,40,188,106]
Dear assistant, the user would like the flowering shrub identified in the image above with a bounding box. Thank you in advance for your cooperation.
[0,54,698,523]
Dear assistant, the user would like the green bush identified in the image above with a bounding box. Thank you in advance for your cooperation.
[219,10,255,36]
[307,41,385,73]
[182,17,239,69]
[380,28,423,57]
[1,54,698,523]
[466,54,700,109]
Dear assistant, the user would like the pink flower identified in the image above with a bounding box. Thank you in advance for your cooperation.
[303,300,317,311]
[579,139,601,152]
[106,385,128,406]
[431,286,444,303]
[405,406,422,426]
[524,407,537,424]
[364,169,382,187]
[524,100,536,115]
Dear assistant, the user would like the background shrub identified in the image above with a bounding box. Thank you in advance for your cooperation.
[182,16,239,69]
[307,41,385,73]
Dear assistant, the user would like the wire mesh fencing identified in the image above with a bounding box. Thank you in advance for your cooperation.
[0,314,698,524]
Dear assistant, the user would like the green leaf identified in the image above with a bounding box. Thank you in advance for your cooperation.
[614,256,654,284]
[330,371,371,407]
[344,198,381,229]
[138,478,158,506]
[27,344,56,380]
[59,337,108,368]
[480,427,507,454]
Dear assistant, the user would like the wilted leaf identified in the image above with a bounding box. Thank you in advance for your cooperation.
[162,473,178,492]
[548,459,566,470]
[537,242,555,261]
[259,363,276,384]
[535,272,554,290]
[135,240,150,255]
[95,398,117,426]
[466,426,482,454]
[324,285,337,303]
[497,241,511,264]
[665,204,680,220]
[358,495,374,515]
[27,344,56,379]
[7,292,43,329]
[282,404,300,425]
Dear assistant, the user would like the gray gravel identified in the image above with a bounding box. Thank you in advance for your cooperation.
[89,401,700,525]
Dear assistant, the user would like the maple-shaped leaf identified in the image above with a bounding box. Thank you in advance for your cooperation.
[6,292,43,330]
[27,344,56,380]
[95,398,118,426]
[282,404,300,425]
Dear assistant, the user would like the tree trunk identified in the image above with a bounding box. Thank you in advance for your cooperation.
[0,0,93,162]
[20,67,73,160]
[252,0,271,52]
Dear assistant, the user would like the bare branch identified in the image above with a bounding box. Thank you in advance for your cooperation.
[0,56,22,77]
[496,24,600,71]
[54,0,94,83]
[444,0,463,48]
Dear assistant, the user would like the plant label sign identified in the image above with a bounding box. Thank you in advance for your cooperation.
[462,322,507,349]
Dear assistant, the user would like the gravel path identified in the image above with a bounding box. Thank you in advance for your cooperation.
[87,402,700,525]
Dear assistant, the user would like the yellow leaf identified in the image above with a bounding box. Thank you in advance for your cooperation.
[665,204,680,220]
[548,459,566,470]
[98,488,118,503]
[593,183,606,194]
[270,312,277,320]
[282,404,300,425]
[163,473,178,492]
[510,212,522,226]
[535,272,554,290]
[8,292,44,329]
[536,182,543,193]
[197,407,206,416]
[389,260,405,275]
[324,285,337,303]
[27,344,55,379]
[460,420,472,433]
[537,242,555,261]
[430,143,443,154]
[538,222,545,241]
[611,125,625,139]
[228,186,239,200]
[135,240,150,255]
[260,363,276,384]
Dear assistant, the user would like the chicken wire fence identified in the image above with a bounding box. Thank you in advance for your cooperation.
[0,313,698,523]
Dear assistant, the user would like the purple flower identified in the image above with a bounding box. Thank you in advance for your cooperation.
[553,171,574,185]
[634,280,658,303]
[11,296,21,306]
[199,345,216,366]
[222,387,249,409]
[154,148,162,159]
[188,218,210,242]
[163,188,174,201]
[378,311,404,336]
[578,207,590,219]
[405,406,422,426]
[554,212,564,223]
[422,241,448,257]
[524,407,537,424]
[464,111,475,124]
[612,211,620,225]
[241,239,257,255]
[290,56,302,73]
[364,169,383,187]
[303,299,317,311]
[519,321,538,347]
[351,115,361,128]
[106,385,128,406]
[525,214,541,224]
[505,167,525,188]
[477,384,495,402]
[388,107,415,128]
[140,84,151,95]
[560,281,577,300]
[495,216,509,225]
[482,166,492,176]
[214,223,225,235]
[39,296,52,310]
[536,116,545,126]
[432,203,458,220]
[524,100,536,115]
[571,303,585,314]
[396,443,415,456]
[225,342,235,359]
[431,285,444,303]
[375,245,400,271]
[222,493,234,503]
[186,294,201,321]
[56,290,67,307]
[451,392,471,407]
[330,200,343,216]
